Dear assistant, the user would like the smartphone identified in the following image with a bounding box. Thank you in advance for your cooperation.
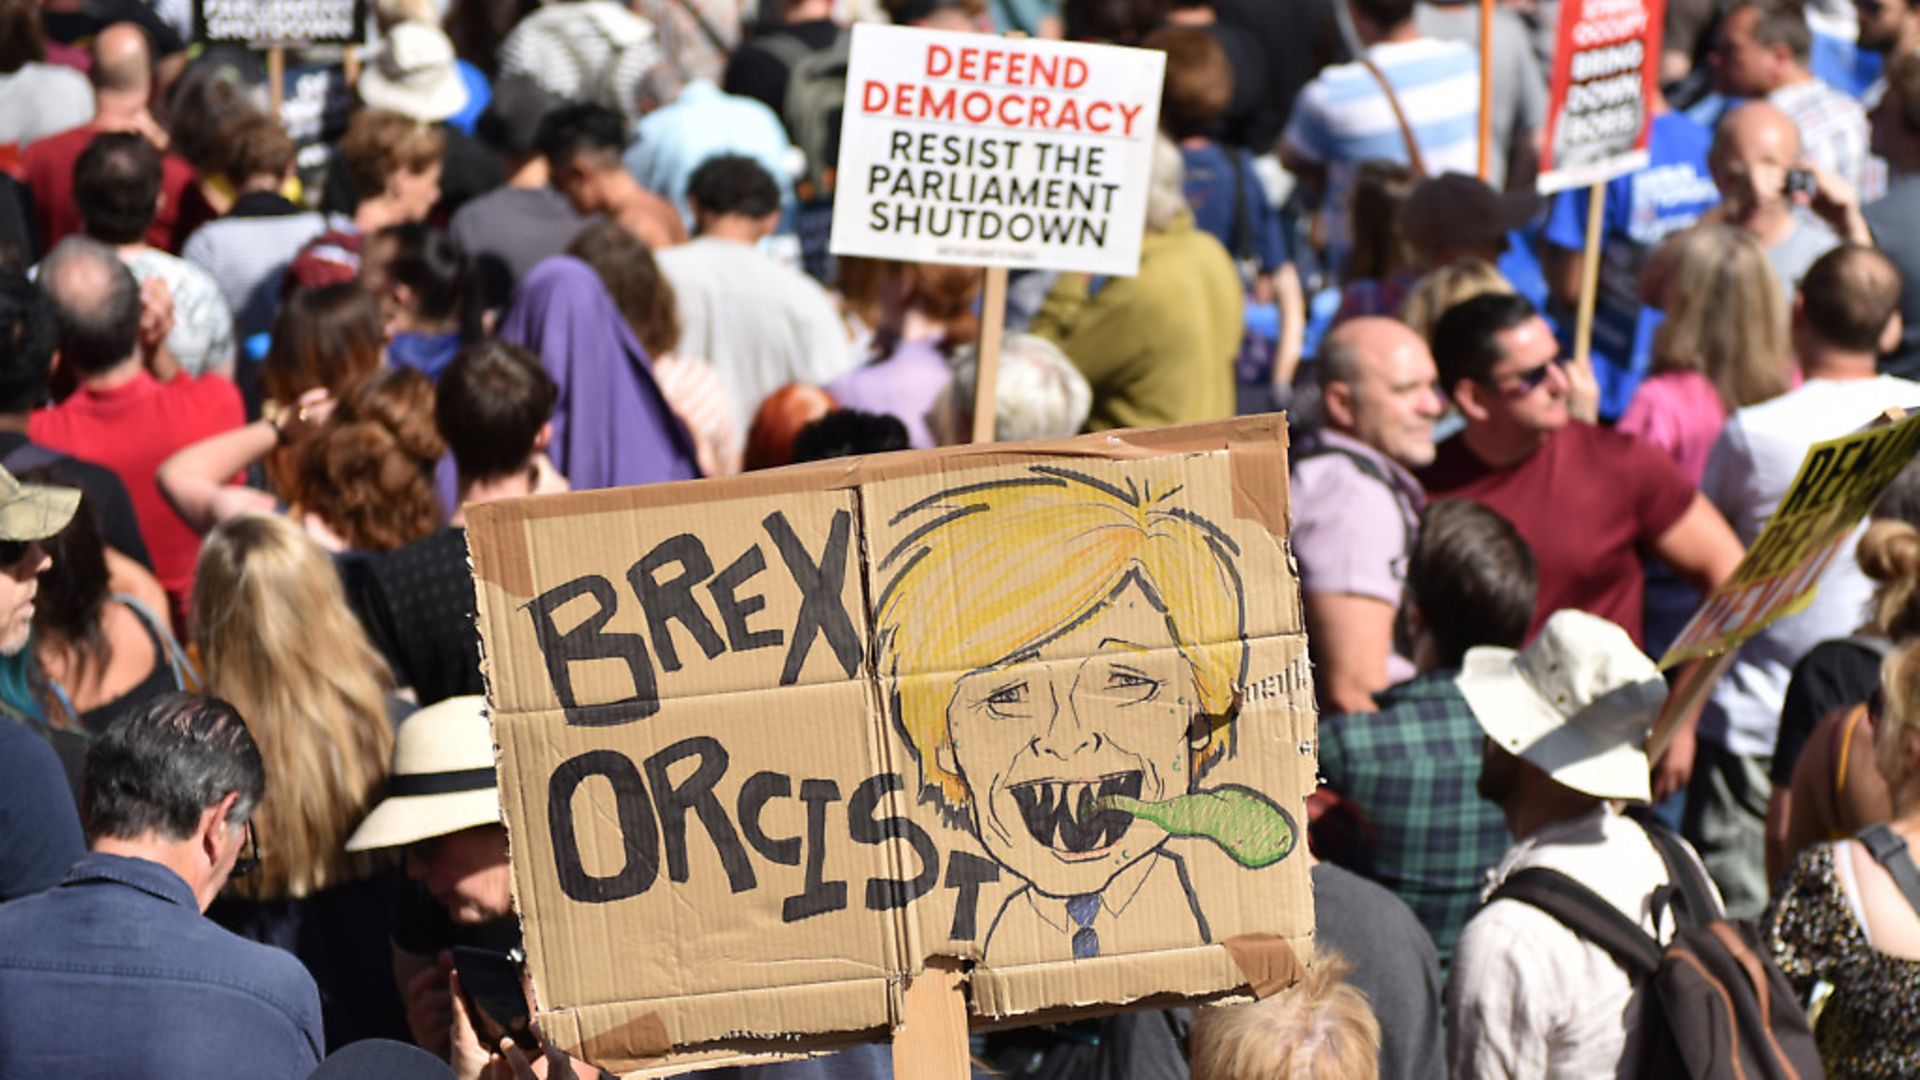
[452,946,536,1053]
[1785,168,1817,197]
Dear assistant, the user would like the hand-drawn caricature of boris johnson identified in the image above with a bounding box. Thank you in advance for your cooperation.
[875,465,1287,964]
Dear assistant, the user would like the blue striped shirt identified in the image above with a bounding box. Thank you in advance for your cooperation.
[1283,38,1483,267]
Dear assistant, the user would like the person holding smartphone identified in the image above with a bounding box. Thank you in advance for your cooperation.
[342,697,562,1078]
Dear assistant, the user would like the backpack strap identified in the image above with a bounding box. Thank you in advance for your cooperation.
[113,592,199,691]
[1228,149,1256,266]
[1355,52,1428,178]
[1630,812,1723,928]
[667,0,733,55]
[1856,823,1920,917]
[1488,867,1664,978]
[1,441,67,475]
[751,29,814,74]
[1293,442,1417,557]
[1833,700,1871,800]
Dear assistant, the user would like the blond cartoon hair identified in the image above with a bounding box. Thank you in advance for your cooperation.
[874,466,1247,812]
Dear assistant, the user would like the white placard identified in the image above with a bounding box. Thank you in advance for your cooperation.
[829,25,1166,277]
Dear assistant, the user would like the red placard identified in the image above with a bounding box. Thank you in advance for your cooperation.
[1538,0,1667,193]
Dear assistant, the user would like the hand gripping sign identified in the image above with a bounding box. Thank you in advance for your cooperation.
[467,417,1316,1073]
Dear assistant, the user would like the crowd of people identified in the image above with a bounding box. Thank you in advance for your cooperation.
[1,0,1920,1075]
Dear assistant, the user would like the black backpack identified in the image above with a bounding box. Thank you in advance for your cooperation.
[1489,817,1825,1080]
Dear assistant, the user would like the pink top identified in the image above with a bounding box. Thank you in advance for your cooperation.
[1616,370,1728,484]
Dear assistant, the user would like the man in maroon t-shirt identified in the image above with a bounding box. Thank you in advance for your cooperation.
[1417,293,1744,647]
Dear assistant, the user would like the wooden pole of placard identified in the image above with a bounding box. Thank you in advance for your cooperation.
[1569,181,1606,383]
[970,266,1010,444]
[267,44,286,124]
[1478,0,1495,180]
[891,956,971,1079]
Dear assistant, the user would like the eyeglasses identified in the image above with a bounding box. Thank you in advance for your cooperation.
[231,821,261,879]
[1488,355,1569,396]
[0,540,33,569]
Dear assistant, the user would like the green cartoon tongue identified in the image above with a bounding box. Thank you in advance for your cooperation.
[1097,784,1297,868]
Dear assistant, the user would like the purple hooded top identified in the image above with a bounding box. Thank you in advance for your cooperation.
[498,256,701,490]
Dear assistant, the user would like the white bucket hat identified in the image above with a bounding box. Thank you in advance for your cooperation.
[358,21,469,124]
[1456,609,1669,803]
[346,696,501,852]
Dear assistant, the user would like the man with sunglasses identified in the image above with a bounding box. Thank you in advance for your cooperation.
[0,693,324,1077]
[1419,292,1745,652]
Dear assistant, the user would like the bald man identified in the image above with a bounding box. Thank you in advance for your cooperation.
[1700,102,1870,302]
[1292,317,1446,714]
[21,23,212,255]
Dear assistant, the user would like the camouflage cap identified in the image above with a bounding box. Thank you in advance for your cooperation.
[0,466,80,543]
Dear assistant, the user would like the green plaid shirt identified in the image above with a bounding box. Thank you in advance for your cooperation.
[1317,669,1512,965]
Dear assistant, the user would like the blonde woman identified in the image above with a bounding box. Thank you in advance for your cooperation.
[1397,260,1514,343]
[1621,225,1792,484]
[195,513,407,1047]
[1766,642,1920,1079]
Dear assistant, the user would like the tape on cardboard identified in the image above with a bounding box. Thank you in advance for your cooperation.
[579,1010,673,1071]
[1221,933,1303,999]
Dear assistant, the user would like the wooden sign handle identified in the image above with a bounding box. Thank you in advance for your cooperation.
[267,44,286,125]
[891,957,970,1079]
[971,266,1010,444]
[1570,179,1606,376]
[1478,0,1494,181]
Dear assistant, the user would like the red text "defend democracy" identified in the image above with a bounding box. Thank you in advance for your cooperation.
[859,43,1147,137]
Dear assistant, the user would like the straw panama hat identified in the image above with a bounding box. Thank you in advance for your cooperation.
[358,21,469,124]
[1456,609,1669,804]
[346,695,500,852]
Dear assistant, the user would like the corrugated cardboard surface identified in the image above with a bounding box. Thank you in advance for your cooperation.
[469,416,1317,1072]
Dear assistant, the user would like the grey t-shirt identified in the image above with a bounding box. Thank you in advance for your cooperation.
[448,185,591,306]
[1767,220,1840,307]
[1315,862,1446,1080]
[1415,2,1549,190]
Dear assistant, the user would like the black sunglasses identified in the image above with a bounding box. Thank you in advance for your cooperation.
[231,821,262,879]
[1490,355,1568,395]
[0,539,33,568]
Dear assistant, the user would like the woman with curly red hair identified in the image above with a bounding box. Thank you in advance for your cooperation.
[158,365,445,554]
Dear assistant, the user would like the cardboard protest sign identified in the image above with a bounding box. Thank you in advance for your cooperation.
[1537,0,1666,193]
[1662,410,1920,668]
[195,0,366,44]
[828,25,1166,276]
[468,417,1316,1072]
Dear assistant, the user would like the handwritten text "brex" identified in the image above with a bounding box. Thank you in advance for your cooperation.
[522,510,864,726]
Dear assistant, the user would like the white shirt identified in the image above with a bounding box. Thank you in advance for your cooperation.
[656,236,857,435]
[1448,806,1719,1079]
[1698,375,1920,756]
[0,64,92,148]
